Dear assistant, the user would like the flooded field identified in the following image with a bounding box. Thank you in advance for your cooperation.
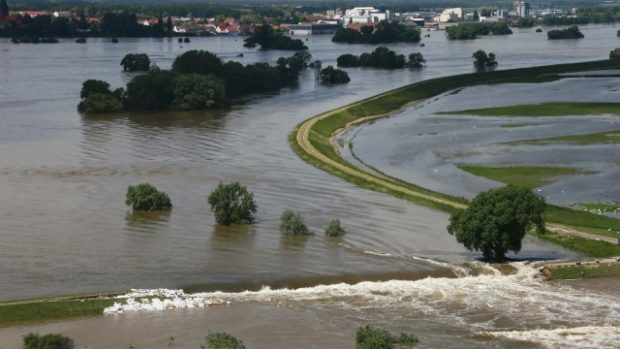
[345,76,620,206]
[1,24,619,348]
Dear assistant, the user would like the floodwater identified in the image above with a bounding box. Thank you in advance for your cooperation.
[0,24,619,347]
[344,76,620,206]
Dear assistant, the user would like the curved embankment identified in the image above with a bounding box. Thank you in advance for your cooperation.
[290,59,620,252]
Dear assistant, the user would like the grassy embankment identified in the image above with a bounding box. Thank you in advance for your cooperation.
[508,129,620,145]
[441,102,620,117]
[290,59,620,257]
[0,293,120,328]
[547,259,620,279]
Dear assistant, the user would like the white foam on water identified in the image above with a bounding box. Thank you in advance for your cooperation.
[103,262,620,348]
[480,326,620,349]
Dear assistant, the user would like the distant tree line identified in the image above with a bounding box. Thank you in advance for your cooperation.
[0,12,175,38]
[337,47,425,69]
[332,21,421,44]
[78,50,312,113]
[446,22,512,40]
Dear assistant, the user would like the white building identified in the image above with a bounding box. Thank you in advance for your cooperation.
[513,1,530,17]
[343,7,389,25]
[434,8,463,23]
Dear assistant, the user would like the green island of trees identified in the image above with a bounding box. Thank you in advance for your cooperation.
[243,24,307,50]
[319,66,350,84]
[78,49,311,113]
[126,183,172,211]
[473,50,498,69]
[121,53,151,72]
[207,182,257,225]
[280,209,313,235]
[446,22,512,40]
[547,26,584,40]
[447,186,546,262]
[356,325,419,349]
[337,47,425,69]
[332,21,421,44]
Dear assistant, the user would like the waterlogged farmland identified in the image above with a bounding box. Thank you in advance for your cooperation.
[346,75,620,208]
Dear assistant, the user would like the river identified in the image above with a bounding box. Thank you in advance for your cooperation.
[0,24,619,348]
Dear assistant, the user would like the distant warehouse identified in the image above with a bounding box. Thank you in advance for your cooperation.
[288,23,341,35]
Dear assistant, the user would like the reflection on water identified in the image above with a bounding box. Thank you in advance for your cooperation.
[0,26,616,301]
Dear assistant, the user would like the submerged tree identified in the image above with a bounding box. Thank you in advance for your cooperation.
[319,66,350,84]
[447,185,546,261]
[279,210,312,235]
[356,325,419,349]
[325,219,346,237]
[205,332,246,349]
[120,53,151,72]
[207,182,257,225]
[23,333,74,349]
[126,183,172,211]
[472,50,498,69]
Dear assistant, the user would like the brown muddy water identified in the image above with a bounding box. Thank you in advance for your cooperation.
[0,24,619,348]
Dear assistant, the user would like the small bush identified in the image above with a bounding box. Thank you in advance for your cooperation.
[23,333,74,349]
[356,325,419,349]
[126,183,172,211]
[280,210,312,235]
[78,93,123,113]
[610,48,620,60]
[207,182,257,225]
[325,219,345,237]
[205,332,246,349]
[536,28,543,33]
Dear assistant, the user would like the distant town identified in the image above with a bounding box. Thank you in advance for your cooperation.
[0,0,613,38]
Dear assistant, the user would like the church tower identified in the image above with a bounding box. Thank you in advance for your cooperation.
[0,0,9,19]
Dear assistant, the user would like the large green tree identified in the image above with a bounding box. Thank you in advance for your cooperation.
[120,53,151,72]
[207,182,257,225]
[447,186,546,261]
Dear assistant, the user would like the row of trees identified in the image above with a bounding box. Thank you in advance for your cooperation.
[446,22,512,40]
[78,49,312,113]
[337,47,425,69]
[125,182,347,237]
[332,21,421,44]
[0,12,174,38]
[22,326,419,349]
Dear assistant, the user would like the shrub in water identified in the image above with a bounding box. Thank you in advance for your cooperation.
[205,332,246,349]
[280,210,312,235]
[325,219,345,237]
[125,183,172,211]
[356,325,419,349]
[23,333,74,349]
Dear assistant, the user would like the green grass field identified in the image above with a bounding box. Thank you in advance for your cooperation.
[509,129,620,145]
[549,262,620,279]
[537,232,620,258]
[457,165,592,188]
[441,102,620,117]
